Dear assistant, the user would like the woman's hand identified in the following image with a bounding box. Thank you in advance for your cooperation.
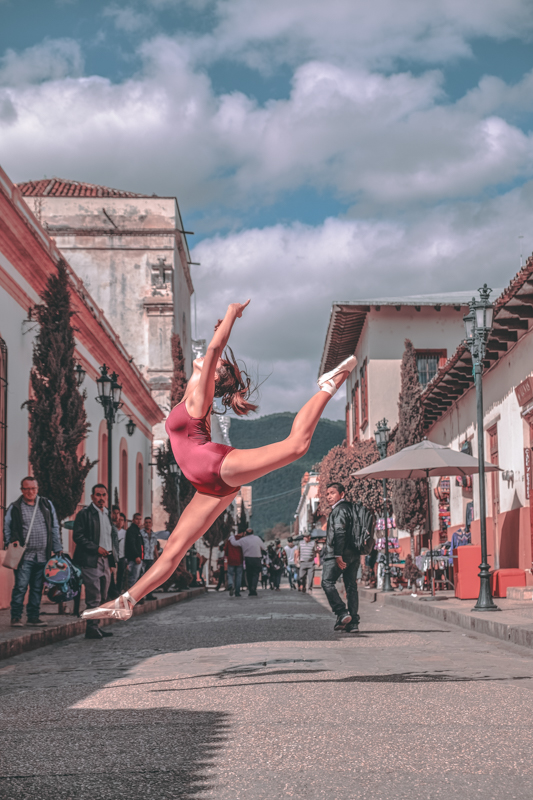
[229,299,250,318]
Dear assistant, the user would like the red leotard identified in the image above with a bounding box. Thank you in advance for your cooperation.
[165,401,240,498]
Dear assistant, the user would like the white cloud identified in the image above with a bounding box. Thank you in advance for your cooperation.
[103,5,152,33]
[176,0,533,71]
[0,39,83,86]
[191,186,533,417]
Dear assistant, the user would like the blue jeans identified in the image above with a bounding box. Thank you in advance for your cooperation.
[227,565,243,596]
[127,560,142,589]
[287,564,297,588]
[11,555,46,620]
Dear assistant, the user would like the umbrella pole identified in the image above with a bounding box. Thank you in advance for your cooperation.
[426,470,435,597]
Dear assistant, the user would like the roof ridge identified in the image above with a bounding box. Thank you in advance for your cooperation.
[17,177,149,198]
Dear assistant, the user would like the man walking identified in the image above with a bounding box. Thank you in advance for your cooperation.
[297,532,316,593]
[231,527,266,596]
[73,484,119,640]
[5,476,62,627]
[115,511,128,595]
[140,516,159,601]
[125,512,144,590]
[321,482,360,633]
[284,537,298,589]
[224,531,244,596]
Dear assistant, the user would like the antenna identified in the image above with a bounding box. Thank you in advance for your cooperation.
[519,234,524,267]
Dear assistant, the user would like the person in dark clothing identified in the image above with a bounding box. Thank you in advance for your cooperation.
[125,512,144,590]
[321,482,360,633]
[268,544,283,590]
[4,476,62,627]
[215,542,226,591]
[73,484,119,640]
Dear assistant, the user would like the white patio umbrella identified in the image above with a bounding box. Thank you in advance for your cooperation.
[352,440,500,595]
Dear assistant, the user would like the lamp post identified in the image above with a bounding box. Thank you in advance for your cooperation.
[96,364,122,511]
[169,453,181,520]
[463,285,499,612]
[375,418,393,593]
[74,362,86,387]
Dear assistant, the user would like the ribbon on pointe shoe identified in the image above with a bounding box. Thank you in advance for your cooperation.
[317,355,357,396]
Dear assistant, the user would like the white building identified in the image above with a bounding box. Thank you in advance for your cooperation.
[295,472,319,535]
[18,178,194,528]
[0,166,162,609]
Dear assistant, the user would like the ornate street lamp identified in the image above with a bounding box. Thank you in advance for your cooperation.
[463,285,498,611]
[96,364,123,511]
[375,418,393,593]
[74,362,86,387]
[126,418,136,437]
[168,452,181,519]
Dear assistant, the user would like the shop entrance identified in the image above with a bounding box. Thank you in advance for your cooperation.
[488,424,500,569]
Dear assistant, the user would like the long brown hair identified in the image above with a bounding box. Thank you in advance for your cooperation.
[214,346,258,416]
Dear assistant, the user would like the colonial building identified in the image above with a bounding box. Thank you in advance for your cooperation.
[0,165,163,608]
[18,178,194,528]
[422,260,533,579]
[295,472,319,536]
[320,293,474,445]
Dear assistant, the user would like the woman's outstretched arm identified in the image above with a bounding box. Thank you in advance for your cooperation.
[190,300,250,417]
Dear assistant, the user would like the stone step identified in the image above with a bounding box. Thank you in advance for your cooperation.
[506,586,533,600]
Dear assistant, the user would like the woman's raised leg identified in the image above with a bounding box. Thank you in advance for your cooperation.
[221,371,349,489]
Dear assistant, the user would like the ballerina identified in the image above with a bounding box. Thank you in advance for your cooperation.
[82,299,356,621]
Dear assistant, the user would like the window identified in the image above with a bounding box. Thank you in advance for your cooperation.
[98,419,108,487]
[360,360,368,429]
[416,350,447,387]
[352,382,360,442]
[0,339,6,544]
[136,456,144,518]
[119,439,128,517]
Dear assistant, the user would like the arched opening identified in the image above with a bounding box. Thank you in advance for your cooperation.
[98,419,108,488]
[0,338,7,543]
[136,454,144,519]
[119,437,128,517]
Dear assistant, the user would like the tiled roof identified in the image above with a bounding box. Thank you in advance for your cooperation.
[17,178,149,198]
[422,259,533,430]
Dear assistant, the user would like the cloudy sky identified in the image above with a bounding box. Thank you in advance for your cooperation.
[2,1,533,418]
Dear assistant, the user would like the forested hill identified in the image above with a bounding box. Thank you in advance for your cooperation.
[228,412,345,536]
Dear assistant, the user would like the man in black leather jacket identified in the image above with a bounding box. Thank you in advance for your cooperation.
[321,482,360,632]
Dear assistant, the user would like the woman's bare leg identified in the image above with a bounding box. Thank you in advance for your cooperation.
[221,372,348,488]
[99,490,237,607]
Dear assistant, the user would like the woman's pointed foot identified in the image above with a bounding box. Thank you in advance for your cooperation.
[318,355,357,396]
[81,591,137,621]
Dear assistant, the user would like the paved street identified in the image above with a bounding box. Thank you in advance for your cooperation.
[1,585,533,800]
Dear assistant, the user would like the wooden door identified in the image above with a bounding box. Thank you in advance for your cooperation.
[488,425,500,568]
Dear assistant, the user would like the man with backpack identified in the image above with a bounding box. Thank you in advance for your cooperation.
[321,482,374,633]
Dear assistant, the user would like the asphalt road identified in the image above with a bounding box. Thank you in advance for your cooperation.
[1,583,533,800]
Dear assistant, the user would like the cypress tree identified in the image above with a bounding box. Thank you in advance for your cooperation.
[237,501,248,533]
[25,260,95,522]
[170,333,187,408]
[391,339,427,554]
[316,438,389,516]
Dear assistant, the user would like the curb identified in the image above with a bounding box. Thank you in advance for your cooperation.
[383,594,533,650]
[0,587,207,661]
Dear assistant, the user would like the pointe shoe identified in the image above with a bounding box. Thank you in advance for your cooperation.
[318,355,357,396]
[81,591,136,621]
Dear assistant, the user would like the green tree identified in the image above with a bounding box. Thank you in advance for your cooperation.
[391,339,427,555]
[25,260,95,521]
[316,438,389,516]
[170,333,187,409]
[237,501,248,533]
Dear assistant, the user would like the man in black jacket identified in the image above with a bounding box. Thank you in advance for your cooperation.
[321,482,360,633]
[73,484,119,640]
[125,512,144,590]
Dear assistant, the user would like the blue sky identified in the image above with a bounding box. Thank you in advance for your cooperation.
[2,0,533,416]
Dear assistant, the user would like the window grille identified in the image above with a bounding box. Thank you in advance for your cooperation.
[416,351,447,387]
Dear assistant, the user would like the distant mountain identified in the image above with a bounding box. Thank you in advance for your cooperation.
[228,412,345,536]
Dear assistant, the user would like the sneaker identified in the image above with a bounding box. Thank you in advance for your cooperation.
[27,617,47,627]
[229,586,234,597]
[344,622,359,633]
[334,612,352,631]
[11,618,24,627]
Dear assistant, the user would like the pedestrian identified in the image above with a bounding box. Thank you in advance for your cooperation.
[260,554,270,589]
[115,512,128,595]
[297,533,316,593]
[106,505,122,599]
[215,542,226,591]
[229,527,266,597]
[268,543,283,590]
[73,484,119,640]
[140,516,159,601]
[284,537,298,589]
[82,299,356,620]
[125,512,144,591]
[321,482,361,633]
[4,476,63,627]
[224,531,244,597]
